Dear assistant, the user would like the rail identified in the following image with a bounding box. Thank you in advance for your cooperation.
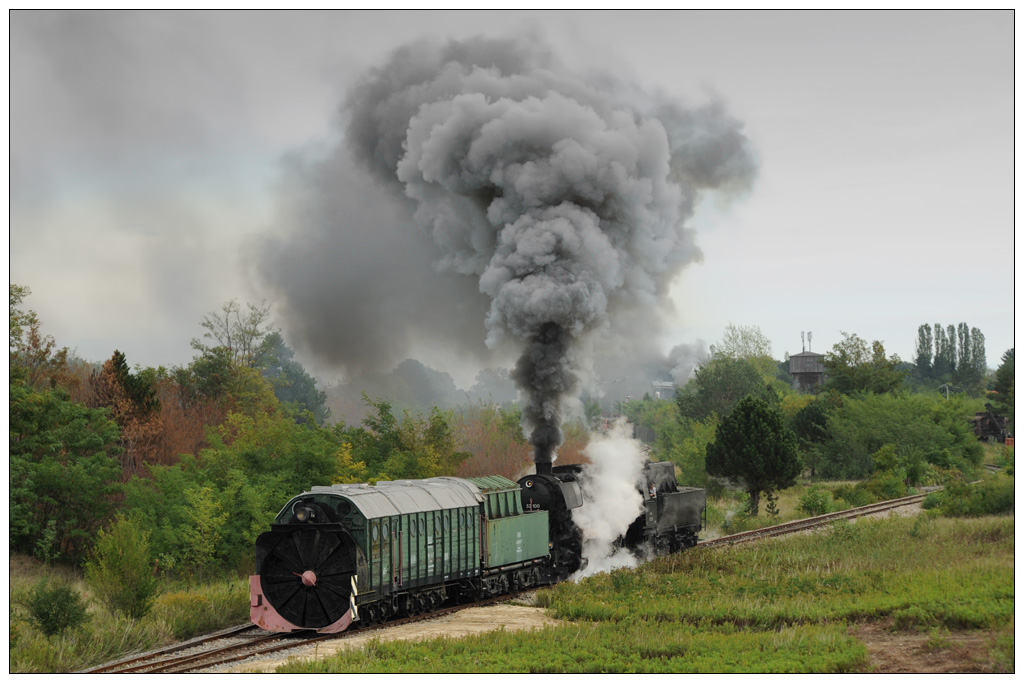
[697,493,928,550]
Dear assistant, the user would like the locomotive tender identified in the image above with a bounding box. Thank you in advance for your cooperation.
[250,463,705,633]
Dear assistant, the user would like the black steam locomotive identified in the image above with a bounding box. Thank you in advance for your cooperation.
[250,460,705,633]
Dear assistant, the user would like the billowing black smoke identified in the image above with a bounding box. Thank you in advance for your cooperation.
[261,33,756,470]
[512,322,577,471]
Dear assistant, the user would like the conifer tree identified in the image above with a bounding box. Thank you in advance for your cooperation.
[705,395,802,515]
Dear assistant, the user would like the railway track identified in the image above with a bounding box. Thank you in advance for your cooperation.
[82,592,528,673]
[698,493,928,549]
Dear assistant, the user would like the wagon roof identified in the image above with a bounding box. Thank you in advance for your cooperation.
[465,474,519,492]
[307,476,483,519]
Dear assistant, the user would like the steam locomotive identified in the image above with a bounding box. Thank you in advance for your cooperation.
[249,461,705,633]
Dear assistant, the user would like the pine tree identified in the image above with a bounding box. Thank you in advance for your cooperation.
[705,395,802,515]
[90,351,163,480]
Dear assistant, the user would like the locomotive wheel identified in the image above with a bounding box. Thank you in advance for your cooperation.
[259,526,356,630]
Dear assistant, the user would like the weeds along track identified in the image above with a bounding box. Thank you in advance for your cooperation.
[83,593,525,673]
[698,493,928,550]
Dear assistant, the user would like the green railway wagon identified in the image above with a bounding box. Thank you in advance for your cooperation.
[481,512,550,568]
[290,478,483,609]
[263,475,553,628]
[469,475,550,568]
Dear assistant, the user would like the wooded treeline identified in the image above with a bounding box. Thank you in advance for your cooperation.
[9,286,1012,574]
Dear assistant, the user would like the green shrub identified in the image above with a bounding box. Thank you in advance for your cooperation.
[861,470,908,501]
[831,484,872,508]
[26,579,89,636]
[930,475,1014,517]
[150,581,249,640]
[798,487,836,516]
[84,515,159,619]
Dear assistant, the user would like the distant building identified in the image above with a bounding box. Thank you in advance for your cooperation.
[651,381,676,400]
[790,351,825,392]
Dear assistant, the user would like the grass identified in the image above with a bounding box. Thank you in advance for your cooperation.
[9,556,249,673]
[704,482,854,536]
[277,513,1014,673]
[278,621,866,673]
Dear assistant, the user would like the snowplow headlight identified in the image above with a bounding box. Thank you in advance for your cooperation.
[295,506,315,523]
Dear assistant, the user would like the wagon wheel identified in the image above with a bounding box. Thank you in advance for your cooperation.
[260,526,356,629]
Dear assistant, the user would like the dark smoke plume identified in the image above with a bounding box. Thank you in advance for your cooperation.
[261,33,756,469]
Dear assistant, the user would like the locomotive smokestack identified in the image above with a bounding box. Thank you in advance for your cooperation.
[536,462,552,476]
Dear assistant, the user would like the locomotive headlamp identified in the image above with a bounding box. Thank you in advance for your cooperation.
[294,506,316,523]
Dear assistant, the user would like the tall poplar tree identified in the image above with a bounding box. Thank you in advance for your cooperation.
[914,324,933,375]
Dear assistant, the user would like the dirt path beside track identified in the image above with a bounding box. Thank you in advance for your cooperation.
[220,604,559,673]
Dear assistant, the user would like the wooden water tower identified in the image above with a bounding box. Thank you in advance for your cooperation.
[790,331,825,392]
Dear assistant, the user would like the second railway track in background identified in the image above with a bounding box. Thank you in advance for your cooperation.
[86,492,934,673]
[698,493,928,549]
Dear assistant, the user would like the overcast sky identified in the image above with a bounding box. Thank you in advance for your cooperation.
[8,10,1015,387]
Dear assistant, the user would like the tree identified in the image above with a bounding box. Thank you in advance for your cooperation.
[658,413,719,492]
[191,299,275,370]
[709,323,776,378]
[260,332,331,426]
[704,396,802,515]
[946,324,958,377]
[9,284,75,391]
[991,348,1014,431]
[823,332,906,395]
[956,323,971,376]
[954,325,987,393]
[180,486,228,577]
[342,396,471,481]
[9,380,122,562]
[452,403,530,480]
[175,345,235,405]
[25,579,89,636]
[84,515,159,619]
[10,284,34,352]
[914,324,933,375]
[969,328,987,383]
[819,392,982,479]
[126,408,366,569]
[90,351,164,480]
[676,356,777,422]
[916,322,988,394]
[789,397,834,478]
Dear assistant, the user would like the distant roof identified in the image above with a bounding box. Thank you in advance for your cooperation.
[790,351,825,358]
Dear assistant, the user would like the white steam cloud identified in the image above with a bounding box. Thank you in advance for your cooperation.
[571,419,648,578]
